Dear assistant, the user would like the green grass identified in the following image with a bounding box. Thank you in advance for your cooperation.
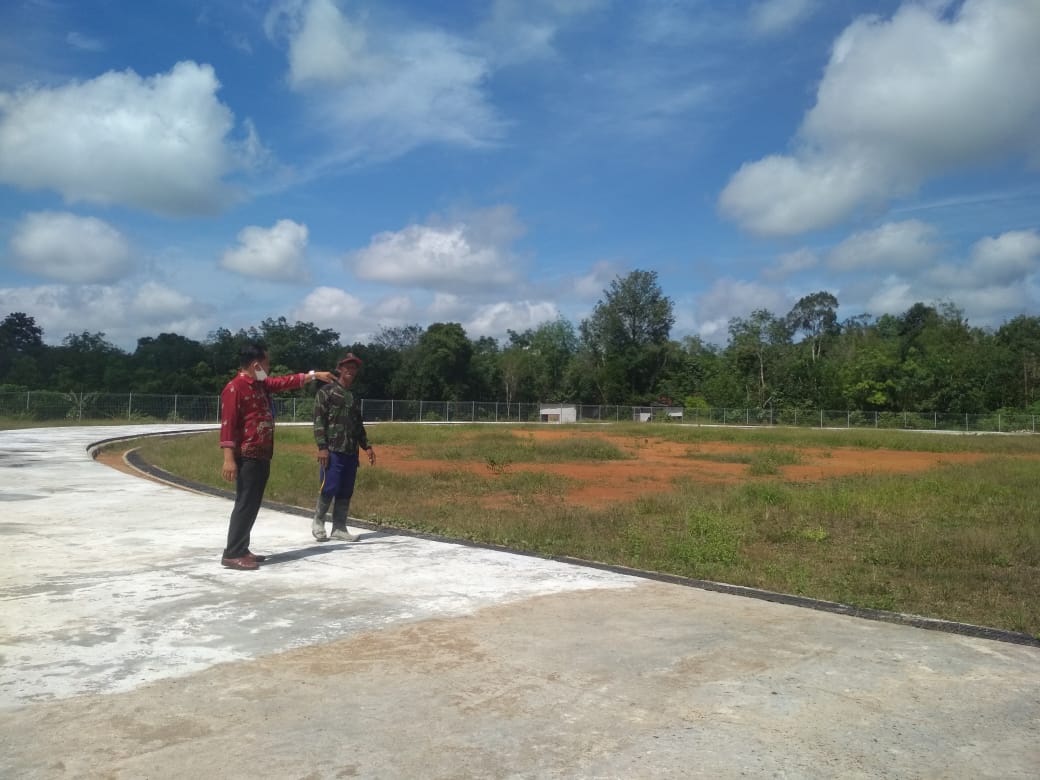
[125,422,1040,637]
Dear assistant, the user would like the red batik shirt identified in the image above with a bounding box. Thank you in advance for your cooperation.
[220,371,306,460]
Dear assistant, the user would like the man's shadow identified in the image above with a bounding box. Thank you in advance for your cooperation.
[260,531,393,566]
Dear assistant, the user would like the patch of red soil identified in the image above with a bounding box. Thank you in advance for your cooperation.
[332,430,988,510]
[104,430,993,511]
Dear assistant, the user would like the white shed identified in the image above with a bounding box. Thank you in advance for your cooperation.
[540,404,577,423]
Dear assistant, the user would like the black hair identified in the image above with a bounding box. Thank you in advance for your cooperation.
[238,341,268,368]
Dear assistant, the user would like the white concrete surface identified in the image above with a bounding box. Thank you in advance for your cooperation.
[0,425,637,706]
[1,424,1038,779]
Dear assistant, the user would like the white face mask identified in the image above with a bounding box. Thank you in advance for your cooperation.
[254,366,268,381]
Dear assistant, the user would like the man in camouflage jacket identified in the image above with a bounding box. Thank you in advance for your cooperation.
[312,352,376,541]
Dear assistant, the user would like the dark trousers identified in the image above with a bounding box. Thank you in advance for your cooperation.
[319,451,359,500]
[223,456,271,559]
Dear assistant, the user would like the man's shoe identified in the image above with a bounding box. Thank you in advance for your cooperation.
[221,556,259,570]
[312,518,328,542]
[329,526,359,542]
[245,551,267,562]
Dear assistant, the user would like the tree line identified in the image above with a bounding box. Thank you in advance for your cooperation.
[2,270,1039,413]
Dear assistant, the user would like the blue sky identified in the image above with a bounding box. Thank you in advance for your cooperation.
[1,0,1038,350]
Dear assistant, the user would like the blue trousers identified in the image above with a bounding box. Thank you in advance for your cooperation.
[319,451,359,501]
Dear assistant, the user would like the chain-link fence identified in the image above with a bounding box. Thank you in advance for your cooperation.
[0,391,1036,433]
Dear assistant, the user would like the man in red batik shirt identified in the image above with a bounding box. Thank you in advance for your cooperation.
[219,341,334,570]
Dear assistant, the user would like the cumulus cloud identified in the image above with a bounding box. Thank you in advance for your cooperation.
[347,206,523,292]
[720,0,1040,236]
[765,248,819,280]
[748,0,818,37]
[831,227,1039,325]
[968,229,1040,285]
[220,220,309,281]
[8,211,134,283]
[465,300,560,338]
[0,61,260,215]
[693,278,790,343]
[827,220,940,271]
[266,0,503,163]
[0,282,208,348]
[290,286,365,337]
[571,260,623,300]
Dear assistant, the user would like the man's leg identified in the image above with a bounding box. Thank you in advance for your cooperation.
[312,462,333,542]
[329,451,360,542]
[223,457,271,565]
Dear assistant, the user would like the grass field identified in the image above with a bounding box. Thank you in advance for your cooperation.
[126,422,1040,637]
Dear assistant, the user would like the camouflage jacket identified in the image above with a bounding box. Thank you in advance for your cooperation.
[313,382,369,454]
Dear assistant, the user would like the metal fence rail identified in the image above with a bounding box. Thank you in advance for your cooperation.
[0,392,1035,433]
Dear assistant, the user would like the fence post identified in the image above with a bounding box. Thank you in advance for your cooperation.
[998,413,1001,433]
[875,411,878,429]
[174,394,178,421]
[472,401,475,422]
[128,392,133,420]
[819,409,823,428]
[934,412,937,430]
[26,391,30,411]
[847,411,850,428]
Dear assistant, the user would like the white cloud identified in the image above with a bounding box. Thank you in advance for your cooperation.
[130,281,195,320]
[749,0,818,37]
[693,278,790,343]
[862,277,916,316]
[348,206,523,292]
[290,286,365,337]
[66,32,105,52]
[571,260,623,300]
[465,300,560,338]
[477,0,606,65]
[766,248,818,280]
[0,282,208,348]
[8,211,133,283]
[720,0,1040,236]
[220,220,309,281]
[0,61,259,215]
[968,229,1040,285]
[267,0,503,163]
[833,228,1040,324]
[827,220,940,271]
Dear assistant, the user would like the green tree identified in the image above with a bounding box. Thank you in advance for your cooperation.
[259,317,342,371]
[469,336,502,401]
[528,317,578,401]
[0,312,45,385]
[52,331,128,391]
[132,333,209,393]
[786,291,839,364]
[394,323,473,401]
[579,270,675,402]
[995,315,1040,409]
[726,310,791,406]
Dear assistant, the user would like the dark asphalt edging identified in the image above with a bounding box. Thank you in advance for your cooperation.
[101,432,1040,649]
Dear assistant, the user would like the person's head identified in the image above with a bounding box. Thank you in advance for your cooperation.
[239,342,270,380]
[336,352,363,388]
